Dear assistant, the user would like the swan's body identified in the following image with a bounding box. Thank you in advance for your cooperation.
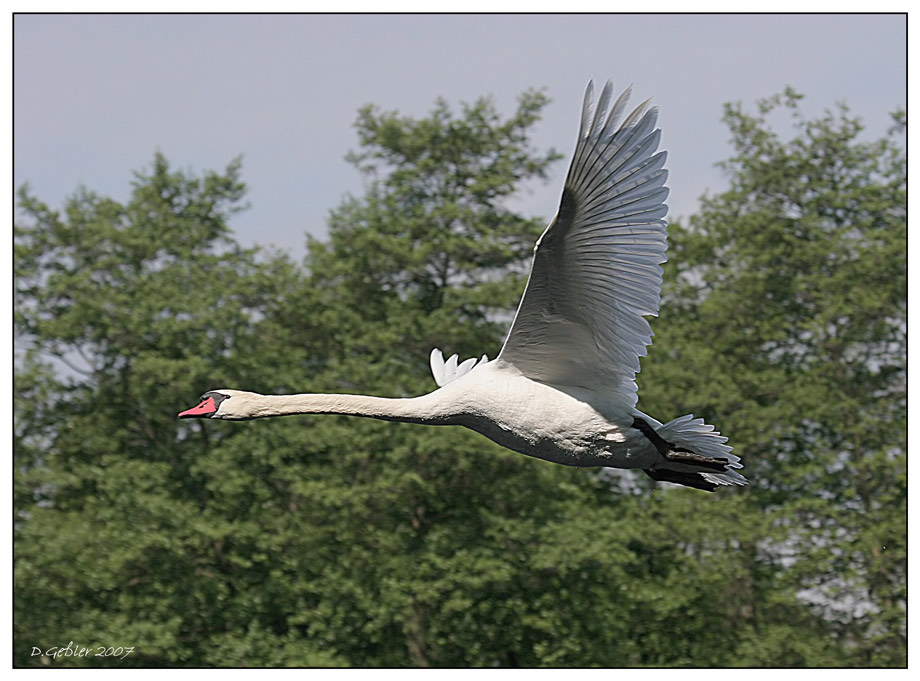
[179,81,747,491]
[197,363,654,469]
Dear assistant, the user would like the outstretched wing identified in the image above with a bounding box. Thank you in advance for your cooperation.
[497,81,668,407]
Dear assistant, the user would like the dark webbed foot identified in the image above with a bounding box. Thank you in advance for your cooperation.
[632,416,730,472]
[663,448,730,471]
[644,468,717,492]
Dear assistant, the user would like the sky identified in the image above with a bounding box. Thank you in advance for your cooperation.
[6,12,913,635]
[13,13,907,261]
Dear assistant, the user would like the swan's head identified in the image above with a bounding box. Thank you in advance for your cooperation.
[177,389,258,420]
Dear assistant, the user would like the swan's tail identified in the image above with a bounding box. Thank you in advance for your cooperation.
[645,414,748,492]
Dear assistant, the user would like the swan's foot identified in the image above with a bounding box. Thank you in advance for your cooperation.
[644,467,717,492]
[662,448,729,472]
[632,416,730,472]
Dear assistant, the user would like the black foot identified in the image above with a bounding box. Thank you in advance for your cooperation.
[632,417,729,472]
[664,449,729,472]
[644,468,717,492]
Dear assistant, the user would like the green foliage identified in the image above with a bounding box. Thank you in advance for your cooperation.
[14,154,325,666]
[14,88,905,667]
[641,88,906,665]
[304,89,562,389]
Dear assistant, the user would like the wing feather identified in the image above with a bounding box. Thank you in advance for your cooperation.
[430,348,489,387]
[497,81,668,407]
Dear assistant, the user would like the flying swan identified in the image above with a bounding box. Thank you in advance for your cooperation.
[179,81,747,491]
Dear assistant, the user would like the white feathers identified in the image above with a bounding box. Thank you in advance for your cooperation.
[419,82,742,488]
[656,414,748,487]
[497,80,669,407]
[429,348,489,387]
[656,414,736,462]
[699,469,749,488]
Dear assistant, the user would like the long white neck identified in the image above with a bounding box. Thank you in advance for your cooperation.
[229,390,458,425]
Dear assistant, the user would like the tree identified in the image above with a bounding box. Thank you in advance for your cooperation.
[640,88,906,665]
[304,89,562,380]
[14,154,342,666]
[252,89,639,666]
[15,86,905,668]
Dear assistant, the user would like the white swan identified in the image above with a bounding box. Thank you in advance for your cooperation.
[179,81,746,491]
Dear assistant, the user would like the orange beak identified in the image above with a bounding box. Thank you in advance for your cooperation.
[178,396,218,419]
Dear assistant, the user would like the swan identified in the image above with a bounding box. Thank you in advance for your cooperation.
[179,81,747,492]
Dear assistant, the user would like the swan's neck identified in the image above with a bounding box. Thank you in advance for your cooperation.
[237,391,456,425]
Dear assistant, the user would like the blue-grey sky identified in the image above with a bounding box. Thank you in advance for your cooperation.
[14,13,906,260]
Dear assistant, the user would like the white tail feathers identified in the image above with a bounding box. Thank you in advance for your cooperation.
[656,414,748,487]
[430,348,489,387]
